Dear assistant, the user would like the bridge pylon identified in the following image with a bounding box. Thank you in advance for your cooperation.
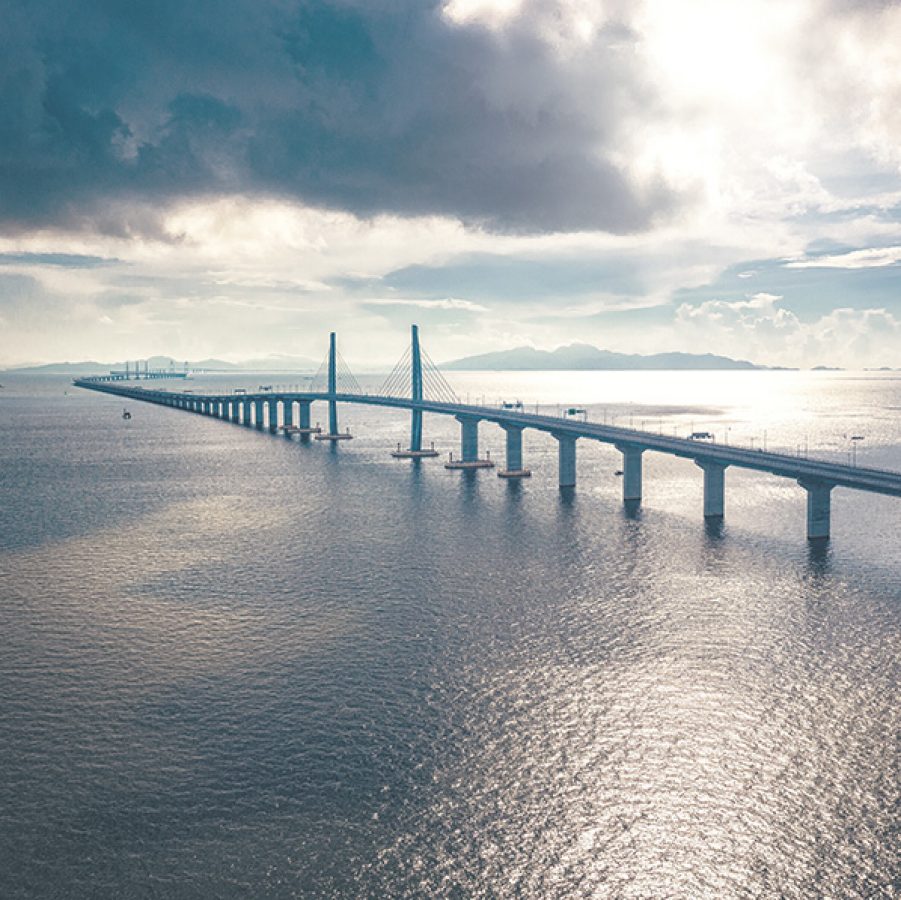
[315,331,353,441]
[391,325,440,458]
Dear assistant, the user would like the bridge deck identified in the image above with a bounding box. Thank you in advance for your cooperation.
[74,380,901,499]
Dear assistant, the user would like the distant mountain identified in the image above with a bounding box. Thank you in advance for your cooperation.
[1,360,111,374]
[3,354,318,374]
[443,343,761,371]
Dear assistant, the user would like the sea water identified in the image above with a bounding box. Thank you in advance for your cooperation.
[1,371,898,898]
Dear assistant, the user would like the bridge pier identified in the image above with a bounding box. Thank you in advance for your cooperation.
[254,399,264,430]
[696,460,727,518]
[616,444,644,503]
[446,416,493,469]
[242,400,252,427]
[554,433,577,488]
[283,399,293,430]
[231,399,240,423]
[799,479,833,540]
[268,398,278,432]
[498,425,531,478]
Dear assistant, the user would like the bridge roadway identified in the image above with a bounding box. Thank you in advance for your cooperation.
[75,378,901,541]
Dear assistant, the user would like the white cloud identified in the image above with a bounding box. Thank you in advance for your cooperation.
[364,297,489,312]
[784,246,901,269]
[672,293,900,368]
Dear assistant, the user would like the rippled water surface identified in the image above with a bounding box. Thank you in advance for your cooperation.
[1,371,899,898]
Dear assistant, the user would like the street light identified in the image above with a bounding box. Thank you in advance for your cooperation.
[850,434,864,466]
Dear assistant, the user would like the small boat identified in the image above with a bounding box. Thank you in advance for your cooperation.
[122,409,132,420]
[614,469,623,476]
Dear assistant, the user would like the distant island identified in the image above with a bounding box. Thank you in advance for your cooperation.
[443,343,762,371]
[2,354,318,375]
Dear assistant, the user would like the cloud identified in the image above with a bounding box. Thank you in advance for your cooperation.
[363,297,488,311]
[784,245,901,269]
[0,0,680,236]
[673,293,901,368]
[0,252,120,268]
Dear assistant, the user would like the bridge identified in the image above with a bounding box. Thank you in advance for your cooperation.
[91,360,189,382]
[74,326,901,542]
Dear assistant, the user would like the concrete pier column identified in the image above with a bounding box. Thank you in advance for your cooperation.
[268,398,278,432]
[696,460,727,518]
[799,479,833,540]
[299,401,311,429]
[498,425,530,478]
[505,426,523,471]
[615,444,644,502]
[254,398,264,429]
[458,416,480,462]
[242,400,252,426]
[554,433,577,488]
[231,400,241,423]
[283,399,293,429]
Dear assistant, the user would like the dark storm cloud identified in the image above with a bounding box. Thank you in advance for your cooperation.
[0,0,677,235]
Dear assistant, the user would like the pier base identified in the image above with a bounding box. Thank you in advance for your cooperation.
[281,425,322,436]
[391,441,439,458]
[392,448,440,458]
[445,457,494,470]
[498,468,532,478]
[315,432,353,441]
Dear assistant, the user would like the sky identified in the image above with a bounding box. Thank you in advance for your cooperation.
[1,0,900,369]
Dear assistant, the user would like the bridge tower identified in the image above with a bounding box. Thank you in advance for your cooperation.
[411,324,423,451]
[328,331,337,434]
[315,331,353,441]
[390,325,440,458]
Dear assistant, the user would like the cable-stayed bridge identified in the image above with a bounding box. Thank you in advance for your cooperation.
[74,325,901,542]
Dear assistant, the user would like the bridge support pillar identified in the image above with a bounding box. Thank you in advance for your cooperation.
[616,444,644,503]
[283,399,293,430]
[254,399,264,429]
[461,416,479,461]
[799,479,833,540]
[299,401,311,429]
[554,433,577,488]
[446,416,493,469]
[242,400,252,427]
[696,460,727,518]
[268,398,278,432]
[498,425,531,478]
[231,400,241,423]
